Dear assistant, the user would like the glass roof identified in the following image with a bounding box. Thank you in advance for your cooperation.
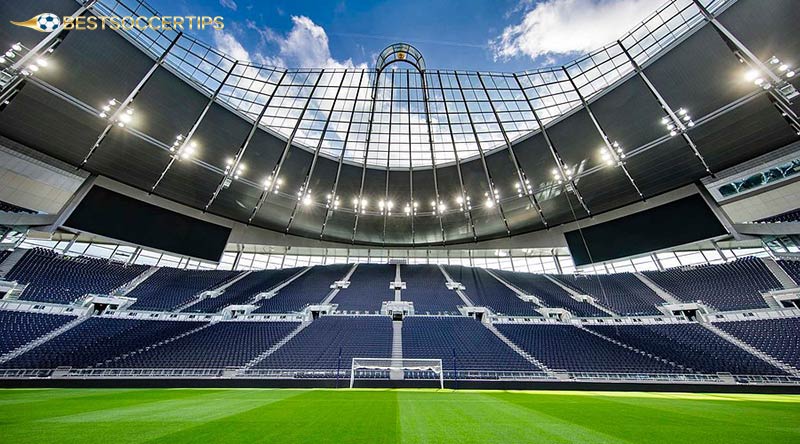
[93,0,731,169]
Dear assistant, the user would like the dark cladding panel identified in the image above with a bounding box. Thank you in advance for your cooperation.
[565,194,726,266]
[65,186,230,261]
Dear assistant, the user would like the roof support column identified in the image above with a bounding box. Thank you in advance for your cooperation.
[561,67,644,199]
[320,70,367,239]
[419,72,447,245]
[205,69,288,211]
[380,71,396,245]
[151,61,239,193]
[80,32,182,167]
[351,73,381,243]
[453,72,511,235]
[476,72,549,226]
[285,71,349,233]
[406,71,417,244]
[435,72,477,242]
[250,71,326,223]
[617,40,713,176]
[512,73,592,216]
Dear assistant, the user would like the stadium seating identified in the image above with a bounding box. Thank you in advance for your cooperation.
[442,265,540,316]
[255,316,392,372]
[492,270,605,317]
[1,317,205,369]
[497,324,679,374]
[0,200,36,214]
[777,260,800,286]
[587,323,785,375]
[554,273,663,315]
[332,264,395,313]
[6,248,149,304]
[0,311,75,355]
[106,321,299,368]
[715,318,800,369]
[127,268,241,311]
[403,316,539,375]
[401,265,463,314]
[755,208,800,223]
[642,258,780,310]
[0,249,10,264]
[254,264,351,313]
[186,268,304,313]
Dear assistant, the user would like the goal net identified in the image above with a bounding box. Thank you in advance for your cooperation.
[350,358,444,389]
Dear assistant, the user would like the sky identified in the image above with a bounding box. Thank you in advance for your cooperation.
[147,0,665,71]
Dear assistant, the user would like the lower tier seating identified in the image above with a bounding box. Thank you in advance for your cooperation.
[587,323,786,375]
[255,316,392,371]
[715,318,800,370]
[497,324,679,374]
[106,321,299,368]
[403,317,539,374]
[0,311,75,355]
[1,317,205,369]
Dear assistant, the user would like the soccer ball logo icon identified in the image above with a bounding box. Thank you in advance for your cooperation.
[11,13,61,33]
[37,14,61,32]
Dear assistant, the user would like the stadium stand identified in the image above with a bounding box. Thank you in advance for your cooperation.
[127,268,241,311]
[442,265,540,316]
[641,258,781,310]
[401,265,463,314]
[715,318,800,369]
[0,249,10,264]
[185,268,304,313]
[0,311,75,356]
[6,248,148,304]
[777,260,800,286]
[554,273,664,315]
[0,200,36,214]
[403,316,539,375]
[755,208,800,223]
[492,270,605,317]
[254,264,351,313]
[332,264,394,313]
[1,317,205,369]
[497,324,679,374]
[106,321,299,368]
[587,323,786,375]
[255,316,392,374]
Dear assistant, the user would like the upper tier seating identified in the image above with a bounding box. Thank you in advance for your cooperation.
[777,260,800,287]
[587,323,785,375]
[1,317,205,369]
[106,321,299,368]
[0,311,75,355]
[128,268,241,311]
[642,258,781,310]
[755,208,800,223]
[0,249,10,264]
[254,264,352,313]
[7,248,148,304]
[255,316,392,371]
[186,268,303,313]
[332,264,395,313]
[554,273,663,315]
[0,200,36,214]
[715,318,800,369]
[442,265,540,316]
[492,270,605,317]
[403,316,539,374]
[401,265,463,314]
[497,324,679,374]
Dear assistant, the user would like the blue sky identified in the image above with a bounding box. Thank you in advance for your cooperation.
[147,0,663,71]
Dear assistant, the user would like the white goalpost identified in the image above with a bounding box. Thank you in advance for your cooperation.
[350,358,444,389]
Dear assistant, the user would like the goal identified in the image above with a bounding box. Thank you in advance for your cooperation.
[350,358,444,389]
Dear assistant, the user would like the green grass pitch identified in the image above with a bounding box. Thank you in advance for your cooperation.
[1,388,798,443]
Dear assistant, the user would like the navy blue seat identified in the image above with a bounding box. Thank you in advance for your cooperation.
[332,264,395,313]
[127,268,241,311]
[443,266,540,316]
[186,268,304,313]
[254,264,352,313]
[401,265,463,314]
[555,273,663,315]
[0,311,75,355]
[492,270,604,317]
[715,318,800,370]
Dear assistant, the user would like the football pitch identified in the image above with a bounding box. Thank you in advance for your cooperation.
[1,388,798,443]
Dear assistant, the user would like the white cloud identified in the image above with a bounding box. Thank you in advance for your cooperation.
[491,0,662,61]
[219,0,237,11]
[212,31,250,62]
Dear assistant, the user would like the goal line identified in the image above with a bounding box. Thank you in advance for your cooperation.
[350,358,444,389]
